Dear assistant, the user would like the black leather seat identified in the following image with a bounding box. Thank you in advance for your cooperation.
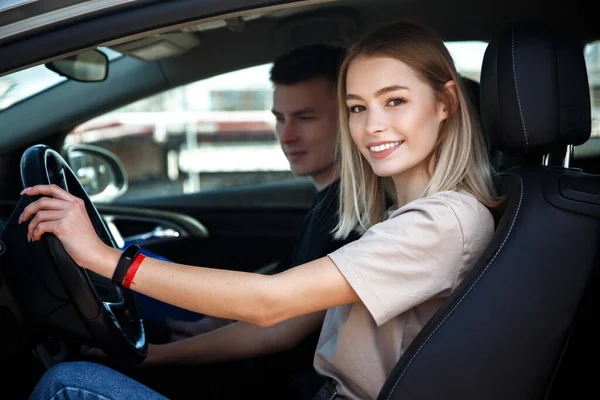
[377,22,594,399]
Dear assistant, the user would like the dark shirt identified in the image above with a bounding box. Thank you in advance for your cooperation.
[276,179,361,273]
[266,179,362,398]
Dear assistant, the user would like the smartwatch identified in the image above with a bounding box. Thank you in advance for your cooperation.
[112,244,141,286]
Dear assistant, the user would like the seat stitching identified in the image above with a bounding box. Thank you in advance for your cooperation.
[385,173,524,400]
[512,27,529,154]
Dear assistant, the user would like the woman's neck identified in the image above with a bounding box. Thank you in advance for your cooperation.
[393,165,431,208]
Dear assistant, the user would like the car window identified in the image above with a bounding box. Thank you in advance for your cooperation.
[64,63,293,201]
[445,41,488,81]
[585,41,600,137]
[64,41,488,202]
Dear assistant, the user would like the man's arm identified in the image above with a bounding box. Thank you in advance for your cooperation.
[145,310,326,365]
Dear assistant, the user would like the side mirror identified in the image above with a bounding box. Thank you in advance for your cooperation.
[46,49,108,82]
[63,144,128,202]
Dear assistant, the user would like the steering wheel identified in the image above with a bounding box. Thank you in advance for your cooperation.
[0,144,146,369]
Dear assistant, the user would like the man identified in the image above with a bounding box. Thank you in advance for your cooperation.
[163,44,360,339]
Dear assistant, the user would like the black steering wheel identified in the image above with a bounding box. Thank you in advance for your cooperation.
[0,144,146,369]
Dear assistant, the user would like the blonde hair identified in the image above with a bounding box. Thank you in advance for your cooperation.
[334,20,499,239]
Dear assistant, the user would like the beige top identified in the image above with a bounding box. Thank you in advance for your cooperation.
[313,191,494,399]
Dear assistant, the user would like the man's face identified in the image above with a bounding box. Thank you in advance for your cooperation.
[272,78,338,181]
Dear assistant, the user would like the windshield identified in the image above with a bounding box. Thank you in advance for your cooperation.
[0,47,121,111]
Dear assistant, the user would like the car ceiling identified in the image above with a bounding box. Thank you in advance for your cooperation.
[0,0,594,155]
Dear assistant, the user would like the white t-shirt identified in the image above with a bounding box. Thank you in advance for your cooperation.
[313,191,494,399]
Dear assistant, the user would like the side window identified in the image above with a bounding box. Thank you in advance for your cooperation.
[65,63,295,201]
[585,41,600,137]
[445,41,488,82]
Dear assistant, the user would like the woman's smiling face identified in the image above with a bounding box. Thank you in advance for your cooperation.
[345,56,449,181]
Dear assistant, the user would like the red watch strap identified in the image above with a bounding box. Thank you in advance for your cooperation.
[123,254,146,289]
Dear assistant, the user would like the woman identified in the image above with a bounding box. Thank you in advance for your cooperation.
[26,20,498,400]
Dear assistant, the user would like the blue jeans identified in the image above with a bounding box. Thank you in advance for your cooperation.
[30,359,319,400]
[29,361,167,400]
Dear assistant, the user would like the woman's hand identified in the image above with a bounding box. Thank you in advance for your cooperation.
[18,184,113,271]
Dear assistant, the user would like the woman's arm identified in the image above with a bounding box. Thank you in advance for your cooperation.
[145,310,326,365]
[92,247,354,326]
[20,185,358,326]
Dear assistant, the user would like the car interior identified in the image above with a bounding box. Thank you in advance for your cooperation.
[0,0,597,398]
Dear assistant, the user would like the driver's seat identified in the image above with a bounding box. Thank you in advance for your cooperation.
[378,22,595,399]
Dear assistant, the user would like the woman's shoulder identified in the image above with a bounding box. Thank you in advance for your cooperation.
[388,191,494,234]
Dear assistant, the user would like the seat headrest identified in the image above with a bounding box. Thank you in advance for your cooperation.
[480,22,591,156]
